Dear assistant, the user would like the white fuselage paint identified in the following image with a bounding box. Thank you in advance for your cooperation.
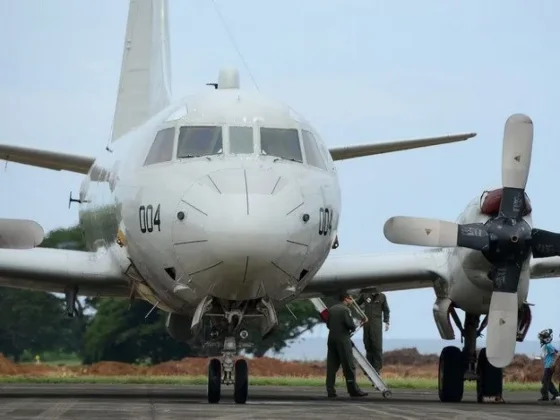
[442,192,532,315]
[78,88,340,314]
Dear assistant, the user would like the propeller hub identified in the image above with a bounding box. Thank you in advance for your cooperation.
[483,217,532,265]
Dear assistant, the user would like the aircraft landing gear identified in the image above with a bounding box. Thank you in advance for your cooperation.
[438,312,504,403]
[206,334,250,404]
[196,297,275,404]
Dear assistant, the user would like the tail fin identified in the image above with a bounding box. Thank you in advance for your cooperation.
[110,0,172,142]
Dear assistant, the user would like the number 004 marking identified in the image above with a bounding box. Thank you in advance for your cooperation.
[139,204,161,233]
[319,207,333,236]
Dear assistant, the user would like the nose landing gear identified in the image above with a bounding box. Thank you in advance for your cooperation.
[207,336,249,404]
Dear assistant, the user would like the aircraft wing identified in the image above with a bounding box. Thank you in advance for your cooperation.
[328,132,476,161]
[0,143,95,174]
[0,247,129,297]
[300,249,448,298]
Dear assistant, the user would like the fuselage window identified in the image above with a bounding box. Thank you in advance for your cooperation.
[229,126,254,154]
[177,126,223,158]
[143,127,175,166]
[260,127,303,162]
[301,130,327,170]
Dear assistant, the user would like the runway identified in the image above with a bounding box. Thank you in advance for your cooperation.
[0,384,558,419]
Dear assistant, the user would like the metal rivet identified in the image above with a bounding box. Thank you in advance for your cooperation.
[302,214,310,222]
[177,211,185,221]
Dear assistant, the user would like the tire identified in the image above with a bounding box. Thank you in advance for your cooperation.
[438,346,464,402]
[234,359,249,404]
[476,347,503,403]
[208,358,222,404]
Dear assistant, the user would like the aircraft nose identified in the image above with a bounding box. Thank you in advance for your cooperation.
[172,168,312,301]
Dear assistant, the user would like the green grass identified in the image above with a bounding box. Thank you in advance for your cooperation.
[0,375,542,391]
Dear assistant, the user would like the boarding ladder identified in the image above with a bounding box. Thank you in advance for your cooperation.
[309,297,392,398]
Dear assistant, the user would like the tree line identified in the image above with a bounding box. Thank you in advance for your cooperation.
[0,225,320,364]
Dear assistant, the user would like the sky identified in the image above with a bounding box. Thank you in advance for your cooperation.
[1,0,560,344]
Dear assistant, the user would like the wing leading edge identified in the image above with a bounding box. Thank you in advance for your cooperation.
[301,249,448,299]
[328,132,476,161]
[0,247,128,297]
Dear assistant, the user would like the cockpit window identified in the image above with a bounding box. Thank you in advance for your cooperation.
[260,127,302,162]
[177,126,223,158]
[144,127,175,166]
[301,130,327,170]
[229,126,254,154]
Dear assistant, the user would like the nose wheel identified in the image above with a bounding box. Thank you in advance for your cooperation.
[233,359,249,404]
[208,358,222,404]
[207,336,250,404]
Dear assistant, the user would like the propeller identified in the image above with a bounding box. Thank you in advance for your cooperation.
[383,113,560,368]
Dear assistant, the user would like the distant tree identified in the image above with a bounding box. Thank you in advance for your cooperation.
[39,225,86,251]
[82,298,207,364]
[0,289,84,361]
[245,300,320,357]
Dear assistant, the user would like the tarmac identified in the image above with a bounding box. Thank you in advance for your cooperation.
[0,384,558,419]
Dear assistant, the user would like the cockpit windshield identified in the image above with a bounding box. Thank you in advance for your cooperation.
[229,126,254,154]
[177,126,223,158]
[259,127,303,162]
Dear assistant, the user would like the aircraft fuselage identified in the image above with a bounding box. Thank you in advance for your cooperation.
[78,88,341,315]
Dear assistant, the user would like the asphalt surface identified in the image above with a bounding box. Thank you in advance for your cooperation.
[0,384,559,419]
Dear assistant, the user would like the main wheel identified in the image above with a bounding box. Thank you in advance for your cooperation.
[233,359,249,404]
[208,358,222,404]
[438,346,464,403]
[476,347,503,403]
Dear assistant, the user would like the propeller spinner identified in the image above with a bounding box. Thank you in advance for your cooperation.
[383,114,560,368]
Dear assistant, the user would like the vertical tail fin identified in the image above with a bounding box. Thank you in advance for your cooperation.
[110,0,172,142]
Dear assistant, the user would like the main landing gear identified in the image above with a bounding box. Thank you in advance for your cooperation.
[207,335,250,404]
[438,312,505,403]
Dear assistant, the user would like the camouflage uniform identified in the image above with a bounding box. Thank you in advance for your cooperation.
[356,292,390,372]
[325,301,367,397]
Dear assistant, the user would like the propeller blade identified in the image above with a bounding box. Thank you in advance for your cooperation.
[501,113,533,190]
[383,217,490,251]
[499,114,533,220]
[485,261,522,368]
[383,216,459,247]
[486,291,519,368]
[532,228,560,258]
[456,223,491,252]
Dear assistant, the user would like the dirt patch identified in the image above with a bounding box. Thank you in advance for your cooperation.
[0,349,556,382]
[0,354,18,375]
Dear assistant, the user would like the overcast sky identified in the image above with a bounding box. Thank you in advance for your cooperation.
[1,0,560,343]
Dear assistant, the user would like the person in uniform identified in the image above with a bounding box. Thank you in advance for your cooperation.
[325,292,368,398]
[356,288,390,372]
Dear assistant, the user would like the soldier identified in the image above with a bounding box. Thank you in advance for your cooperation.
[325,292,368,398]
[356,288,390,372]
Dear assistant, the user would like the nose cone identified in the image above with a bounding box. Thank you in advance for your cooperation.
[172,168,312,301]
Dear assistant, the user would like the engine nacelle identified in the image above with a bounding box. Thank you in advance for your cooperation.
[165,312,195,343]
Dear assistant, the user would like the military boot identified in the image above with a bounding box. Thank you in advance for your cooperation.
[346,380,368,397]
[326,387,337,398]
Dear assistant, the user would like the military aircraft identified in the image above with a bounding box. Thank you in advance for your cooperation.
[0,0,484,405]
[383,113,560,402]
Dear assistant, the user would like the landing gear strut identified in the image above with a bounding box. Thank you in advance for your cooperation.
[64,285,79,317]
[438,311,504,403]
[207,329,251,404]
